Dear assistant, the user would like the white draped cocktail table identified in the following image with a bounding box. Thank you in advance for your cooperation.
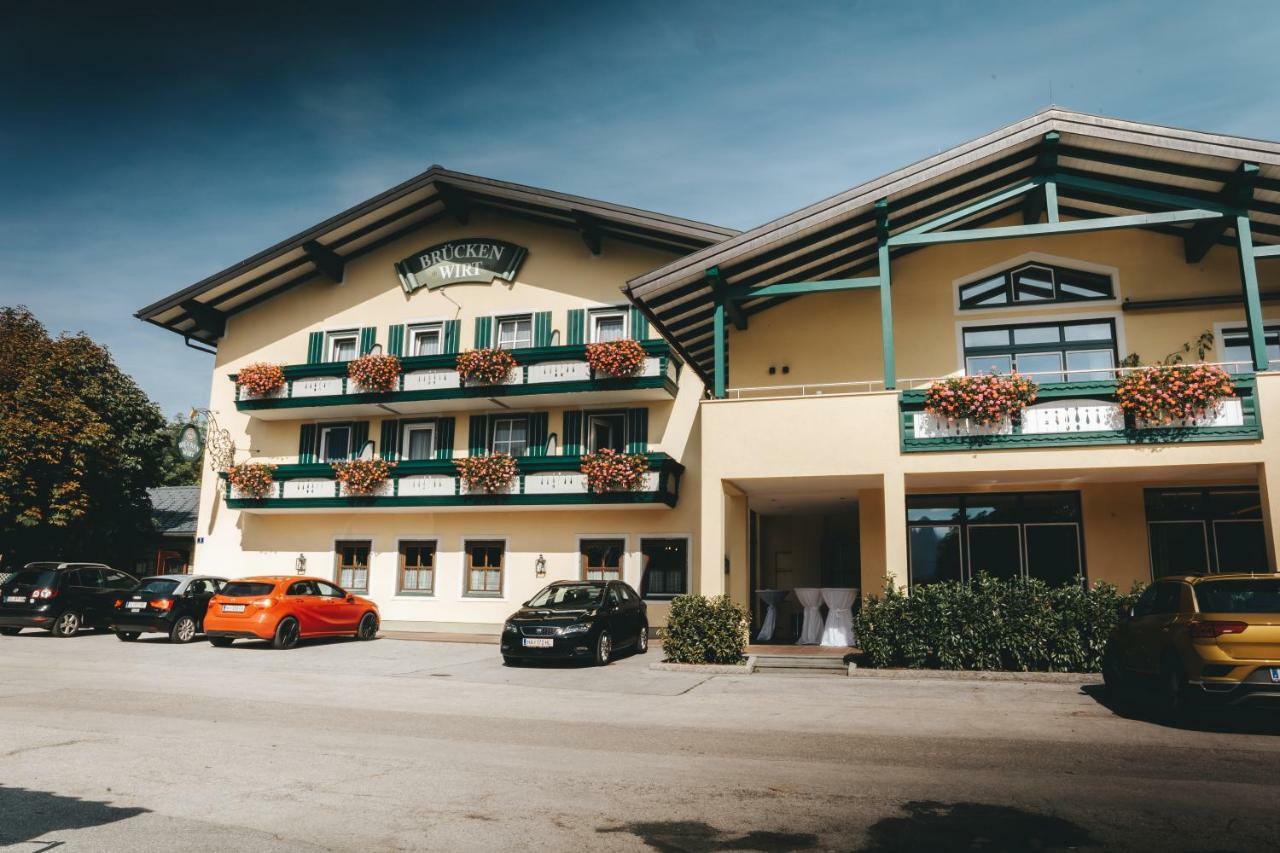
[794,587,824,645]
[820,587,858,647]
[754,589,790,643]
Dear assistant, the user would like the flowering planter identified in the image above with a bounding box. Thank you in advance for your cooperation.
[456,348,519,386]
[347,354,402,393]
[580,449,650,493]
[455,453,519,494]
[235,363,286,398]
[226,462,278,499]
[1118,364,1236,426]
[923,373,1038,426]
[586,339,647,379]
[331,458,395,496]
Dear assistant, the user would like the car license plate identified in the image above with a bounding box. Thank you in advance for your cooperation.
[1270,667,1280,683]
[4,596,26,604]
[522,638,554,648]
[126,602,146,610]
[222,604,246,613]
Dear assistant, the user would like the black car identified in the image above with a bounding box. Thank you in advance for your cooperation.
[0,562,140,637]
[109,574,227,644]
[501,580,648,666]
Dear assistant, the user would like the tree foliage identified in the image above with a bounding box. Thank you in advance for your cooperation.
[0,306,167,569]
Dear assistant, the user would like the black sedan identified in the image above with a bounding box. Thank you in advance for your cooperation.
[110,574,226,643]
[501,580,647,666]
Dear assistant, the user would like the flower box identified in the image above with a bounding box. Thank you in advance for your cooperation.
[226,462,277,499]
[347,354,402,393]
[585,339,647,379]
[580,449,650,493]
[1118,364,1236,426]
[331,458,395,496]
[455,453,519,494]
[235,363,286,398]
[923,373,1038,425]
[456,348,518,385]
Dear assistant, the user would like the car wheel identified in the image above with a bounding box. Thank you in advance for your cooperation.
[272,617,300,650]
[1158,654,1189,718]
[636,624,649,655]
[208,637,234,648]
[170,616,197,644]
[0,627,20,637]
[1101,649,1123,697]
[51,611,81,637]
[116,631,140,642]
[595,631,612,666]
[356,612,378,641]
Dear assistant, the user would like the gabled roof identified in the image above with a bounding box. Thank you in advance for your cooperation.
[136,166,738,346]
[148,486,199,537]
[625,108,1280,384]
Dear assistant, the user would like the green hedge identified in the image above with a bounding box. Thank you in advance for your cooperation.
[663,594,749,665]
[852,574,1143,672]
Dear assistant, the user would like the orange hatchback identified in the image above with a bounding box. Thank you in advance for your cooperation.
[204,576,379,650]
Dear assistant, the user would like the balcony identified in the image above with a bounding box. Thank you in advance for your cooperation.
[223,452,684,512]
[233,340,679,420]
[899,374,1261,452]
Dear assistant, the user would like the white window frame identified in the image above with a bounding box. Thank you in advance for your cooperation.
[319,423,354,461]
[589,308,628,343]
[407,322,444,357]
[491,416,529,456]
[326,329,359,362]
[1212,318,1280,374]
[400,422,436,460]
[586,412,627,453]
[496,315,533,350]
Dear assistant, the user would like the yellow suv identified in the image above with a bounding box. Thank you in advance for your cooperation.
[1103,573,1280,711]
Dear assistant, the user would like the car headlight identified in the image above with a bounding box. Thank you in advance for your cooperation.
[560,622,592,636]
[503,620,518,633]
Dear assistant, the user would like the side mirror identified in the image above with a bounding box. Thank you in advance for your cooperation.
[346,594,355,603]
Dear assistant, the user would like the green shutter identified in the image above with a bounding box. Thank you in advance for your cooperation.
[306,331,324,364]
[533,311,552,348]
[566,309,585,345]
[387,325,405,357]
[468,414,489,455]
[629,307,650,341]
[528,412,549,456]
[359,327,377,355]
[563,410,584,455]
[443,319,461,353]
[352,421,370,457]
[473,316,492,349]
[435,417,455,460]
[626,408,649,453]
[379,420,399,461]
[298,424,318,463]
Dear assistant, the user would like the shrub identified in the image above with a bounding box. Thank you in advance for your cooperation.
[332,458,394,495]
[580,448,649,493]
[234,363,285,397]
[347,353,401,392]
[456,348,517,385]
[923,373,1038,426]
[663,594,749,665]
[851,574,1143,673]
[455,453,518,493]
[1117,364,1235,425]
[226,462,277,498]
[585,338,647,378]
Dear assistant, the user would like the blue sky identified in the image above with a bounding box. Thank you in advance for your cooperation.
[2,0,1278,416]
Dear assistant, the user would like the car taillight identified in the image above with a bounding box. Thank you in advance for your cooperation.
[253,598,274,609]
[1190,620,1248,639]
[149,599,173,611]
[30,588,57,600]
[113,599,123,608]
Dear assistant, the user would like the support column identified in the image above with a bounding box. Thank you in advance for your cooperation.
[699,476,726,597]
[882,472,908,590]
[1261,461,1280,572]
[712,292,726,398]
[858,473,908,594]
[875,199,895,390]
[725,488,750,608]
[1236,215,1271,372]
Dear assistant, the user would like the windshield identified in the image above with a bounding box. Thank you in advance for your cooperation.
[1196,579,1280,614]
[137,578,180,595]
[527,584,605,608]
[5,569,57,588]
[220,581,276,598]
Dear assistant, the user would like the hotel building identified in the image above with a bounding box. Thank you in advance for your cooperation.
[138,110,1280,634]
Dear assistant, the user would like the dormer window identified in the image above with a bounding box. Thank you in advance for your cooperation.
[958,262,1113,310]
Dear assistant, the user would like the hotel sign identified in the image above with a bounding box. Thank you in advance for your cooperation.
[395,239,528,294]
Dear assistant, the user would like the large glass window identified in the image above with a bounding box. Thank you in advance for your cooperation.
[640,538,688,598]
[581,539,624,581]
[958,263,1114,310]
[399,541,435,595]
[963,319,1117,382]
[1145,487,1266,577]
[496,316,533,350]
[465,540,504,596]
[335,540,371,593]
[907,492,1084,587]
[1220,324,1280,373]
[491,417,528,456]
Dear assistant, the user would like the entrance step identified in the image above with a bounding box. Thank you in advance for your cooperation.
[750,654,850,674]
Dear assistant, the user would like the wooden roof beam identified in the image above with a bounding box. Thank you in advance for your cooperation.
[572,210,603,256]
[1022,132,1060,224]
[1184,162,1260,263]
[436,182,471,225]
[707,266,747,330]
[301,240,345,284]
[179,299,226,338]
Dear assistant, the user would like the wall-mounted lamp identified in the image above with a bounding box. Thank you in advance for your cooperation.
[295,553,307,575]
[535,554,547,577]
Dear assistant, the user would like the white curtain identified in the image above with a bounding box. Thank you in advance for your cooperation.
[795,587,824,645]
[820,587,858,647]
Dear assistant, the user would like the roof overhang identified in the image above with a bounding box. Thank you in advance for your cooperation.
[136,166,738,348]
[625,108,1280,383]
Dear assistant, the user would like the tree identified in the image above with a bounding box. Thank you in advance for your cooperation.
[156,414,203,486]
[0,306,168,570]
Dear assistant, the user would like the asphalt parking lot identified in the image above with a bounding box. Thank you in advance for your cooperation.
[2,631,1279,852]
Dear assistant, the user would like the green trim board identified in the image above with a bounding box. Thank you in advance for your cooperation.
[888,208,1222,248]
[1235,215,1271,371]
[876,199,895,391]
[1254,244,1280,259]
[727,277,881,300]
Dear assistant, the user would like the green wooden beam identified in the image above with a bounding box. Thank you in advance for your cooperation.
[1022,132,1060,224]
[876,199,895,390]
[708,266,747,331]
[1236,215,1270,371]
[1185,163,1260,263]
[1052,172,1244,217]
[728,276,881,300]
[1254,244,1280,259]
[901,179,1043,237]
[888,208,1222,247]
[1044,180,1059,224]
[712,289,726,399]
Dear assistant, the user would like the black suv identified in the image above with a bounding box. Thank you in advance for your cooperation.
[0,562,140,637]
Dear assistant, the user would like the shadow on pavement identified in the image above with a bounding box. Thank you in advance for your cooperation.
[0,785,147,846]
[1080,684,1280,735]
[857,801,1097,852]
[598,820,818,852]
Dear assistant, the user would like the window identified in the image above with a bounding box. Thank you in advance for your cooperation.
[640,538,688,598]
[1219,324,1280,373]
[409,323,443,357]
[465,540,503,596]
[327,330,358,361]
[103,570,136,590]
[581,539,624,581]
[287,580,317,596]
[907,492,1084,587]
[496,316,533,350]
[399,541,435,594]
[590,309,627,343]
[958,262,1114,310]
[315,580,346,598]
[335,540,371,593]
[491,417,528,456]
[1145,487,1266,578]
[587,413,626,453]
[401,423,435,460]
[963,319,1117,382]
[319,424,352,461]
